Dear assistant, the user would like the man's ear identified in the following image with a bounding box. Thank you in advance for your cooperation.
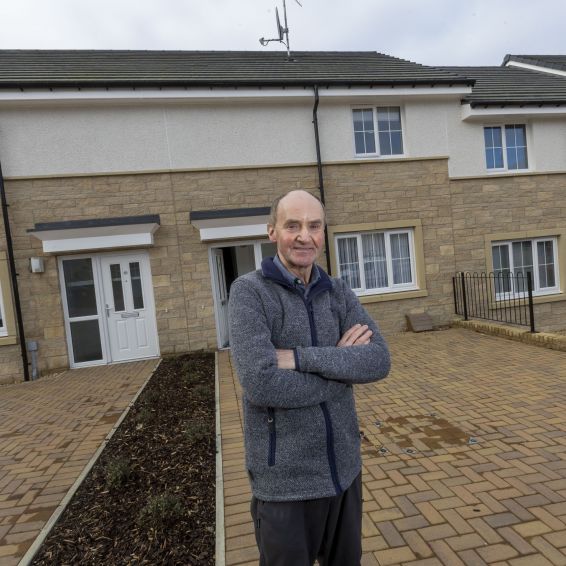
[267,225,277,243]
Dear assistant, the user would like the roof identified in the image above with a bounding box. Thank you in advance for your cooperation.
[442,65,566,107]
[0,49,472,88]
[503,54,566,73]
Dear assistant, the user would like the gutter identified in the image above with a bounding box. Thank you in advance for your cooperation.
[312,85,332,276]
[0,158,30,381]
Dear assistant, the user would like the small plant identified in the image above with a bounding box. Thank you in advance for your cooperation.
[137,492,184,529]
[104,457,133,490]
[192,383,211,399]
[184,419,209,443]
[135,406,157,425]
[143,389,162,407]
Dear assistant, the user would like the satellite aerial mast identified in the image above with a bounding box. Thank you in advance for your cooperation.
[259,0,302,59]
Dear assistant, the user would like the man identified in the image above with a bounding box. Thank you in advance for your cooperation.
[228,190,390,566]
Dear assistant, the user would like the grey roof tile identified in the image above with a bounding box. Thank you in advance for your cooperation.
[442,65,566,106]
[503,54,566,72]
[0,49,472,88]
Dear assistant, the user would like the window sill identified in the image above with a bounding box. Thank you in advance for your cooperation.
[490,292,565,309]
[0,335,18,346]
[485,169,531,176]
[359,289,428,304]
[355,154,406,160]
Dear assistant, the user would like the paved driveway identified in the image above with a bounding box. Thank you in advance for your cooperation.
[219,328,566,566]
[0,359,158,565]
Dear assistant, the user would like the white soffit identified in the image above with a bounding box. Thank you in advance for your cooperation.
[462,103,566,121]
[191,212,269,241]
[0,85,472,104]
[29,219,160,253]
[505,61,566,78]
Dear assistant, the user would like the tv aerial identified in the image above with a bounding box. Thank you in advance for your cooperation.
[259,0,302,59]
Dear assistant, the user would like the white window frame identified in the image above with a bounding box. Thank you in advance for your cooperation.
[0,281,7,337]
[352,106,405,158]
[335,228,417,297]
[491,236,560,299]
[483,123,529,172]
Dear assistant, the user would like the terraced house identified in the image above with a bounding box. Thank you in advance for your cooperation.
[0,50,565,383]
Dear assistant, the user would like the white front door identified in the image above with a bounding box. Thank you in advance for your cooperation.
[100,253,159,362]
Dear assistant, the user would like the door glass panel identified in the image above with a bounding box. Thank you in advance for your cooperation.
[110,264,125,312]
[63,258,98,318]
[129,262,144,310]
[261,242,277,260]
[70,320,103,363]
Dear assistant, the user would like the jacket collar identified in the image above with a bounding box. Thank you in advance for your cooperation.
[261,256,333,297]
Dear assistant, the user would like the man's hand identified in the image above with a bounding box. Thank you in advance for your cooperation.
[337,324,373,347]
[276,349,296,370]
[276,324,371,368]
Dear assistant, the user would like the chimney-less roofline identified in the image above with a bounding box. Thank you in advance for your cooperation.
[0,78,475,90]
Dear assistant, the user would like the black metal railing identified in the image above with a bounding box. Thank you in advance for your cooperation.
[453,271,535,332]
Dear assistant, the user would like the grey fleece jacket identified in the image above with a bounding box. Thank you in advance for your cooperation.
[228,257,391,502]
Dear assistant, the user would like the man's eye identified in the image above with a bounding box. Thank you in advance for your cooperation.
[287,223,299,231]
[310,223,322,231]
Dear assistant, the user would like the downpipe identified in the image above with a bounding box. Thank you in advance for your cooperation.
[0,158,30,381]
[312,85,332,276]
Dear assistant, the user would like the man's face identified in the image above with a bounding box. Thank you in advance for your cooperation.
[268,191,325,271]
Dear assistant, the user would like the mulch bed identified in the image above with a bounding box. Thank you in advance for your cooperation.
[32,352,216,566]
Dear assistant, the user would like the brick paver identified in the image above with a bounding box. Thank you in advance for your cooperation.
[219,328,566,565]
[0,359,158,565]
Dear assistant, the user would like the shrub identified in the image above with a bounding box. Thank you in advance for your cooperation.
[184,419,209,443]
[137,492,184,529]
[104,457,133,489]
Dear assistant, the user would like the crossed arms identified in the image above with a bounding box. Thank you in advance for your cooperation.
[228,278,390,409]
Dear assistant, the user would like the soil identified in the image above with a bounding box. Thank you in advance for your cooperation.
[31,352,216,566]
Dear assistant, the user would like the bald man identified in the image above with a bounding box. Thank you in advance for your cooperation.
[229,190,390,566]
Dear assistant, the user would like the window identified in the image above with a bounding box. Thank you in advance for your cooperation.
[353,107,403,157]
[484,125,528,171]
[336,229,416,295]
[492,237,558,297]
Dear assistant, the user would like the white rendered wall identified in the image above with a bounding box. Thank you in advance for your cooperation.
[446,111,566,178]
[0,101,317,178]
[1,97,565,179]
[316,99,450,162]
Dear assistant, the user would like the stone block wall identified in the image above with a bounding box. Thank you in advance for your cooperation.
[450,172,566,332]
[324,158,457,332]
[1,160,565,382]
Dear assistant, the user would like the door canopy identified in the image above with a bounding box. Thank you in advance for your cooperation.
[28,215,160,253]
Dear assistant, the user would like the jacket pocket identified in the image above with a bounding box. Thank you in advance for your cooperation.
[267,407,276,467]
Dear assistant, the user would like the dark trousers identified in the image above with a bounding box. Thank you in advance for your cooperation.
[250,472,362,566]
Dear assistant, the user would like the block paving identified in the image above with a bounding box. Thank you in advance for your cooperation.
[0,359,158,565]
[219,328,566,565]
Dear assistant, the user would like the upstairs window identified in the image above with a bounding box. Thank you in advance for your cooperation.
[336,229,416,296]
[353,107,403,157]
[492,237,558,297]
[484,125,528,171]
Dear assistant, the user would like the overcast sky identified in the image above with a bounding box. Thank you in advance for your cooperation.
[0,0,564,66]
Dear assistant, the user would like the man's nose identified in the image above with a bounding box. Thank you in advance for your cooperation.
[297,225,310,240]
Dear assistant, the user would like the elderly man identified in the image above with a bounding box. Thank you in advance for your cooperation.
[228,190,390,566]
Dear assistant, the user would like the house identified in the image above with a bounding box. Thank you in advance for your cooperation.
[0,50,565,383]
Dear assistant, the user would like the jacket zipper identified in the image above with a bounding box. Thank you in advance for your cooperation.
[267,407,276,467]
[299,292,342,495]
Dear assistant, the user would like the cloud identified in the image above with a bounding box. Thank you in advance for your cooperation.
[0,0,564,66]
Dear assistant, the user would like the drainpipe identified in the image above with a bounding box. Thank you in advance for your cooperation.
[312,85,332,275]
[0,159,30,381]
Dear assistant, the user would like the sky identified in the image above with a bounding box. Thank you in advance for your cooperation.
[0,0,564,67]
